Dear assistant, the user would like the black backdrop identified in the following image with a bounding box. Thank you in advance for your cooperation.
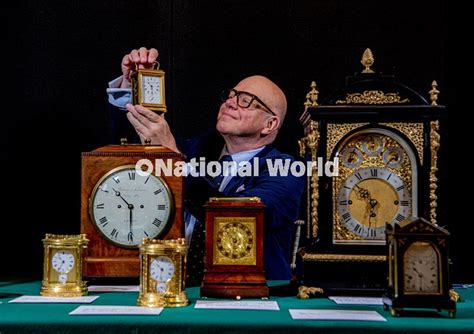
[4,0,459,281]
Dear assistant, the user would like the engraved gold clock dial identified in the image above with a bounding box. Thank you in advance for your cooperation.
[337,167,411,243]
[213,217,256,265]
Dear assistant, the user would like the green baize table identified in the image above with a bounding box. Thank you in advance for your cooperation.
[1,281,473,334]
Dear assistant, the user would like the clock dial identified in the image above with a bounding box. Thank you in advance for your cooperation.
[150,256,175,283]
[341,147,363,168]
[90,165,173,247]
[216,222,254,259]
[337,167,411,240]
[383,147,404,168]
[403,241,439,293]
[362,134,383,156]
[142,76,162,104]
[51,251,75,274]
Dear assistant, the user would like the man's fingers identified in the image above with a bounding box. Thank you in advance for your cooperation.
[148,48,159,63]
[138,47,148,63]
[134,105,161,122]
[130,49,140,63]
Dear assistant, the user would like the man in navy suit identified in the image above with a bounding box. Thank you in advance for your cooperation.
[108,47,304,285]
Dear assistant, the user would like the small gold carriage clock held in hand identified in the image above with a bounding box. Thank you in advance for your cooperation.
[131,61,167,113]
[137,238,188,308]
[40,234,89,297]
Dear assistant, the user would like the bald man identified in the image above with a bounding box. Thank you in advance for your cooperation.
[107,47,304,285]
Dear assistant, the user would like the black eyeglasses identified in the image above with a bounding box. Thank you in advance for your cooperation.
[221,88,276,116]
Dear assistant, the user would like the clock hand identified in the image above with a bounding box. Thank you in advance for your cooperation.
[354,185,370,200]
[128,208,134,242]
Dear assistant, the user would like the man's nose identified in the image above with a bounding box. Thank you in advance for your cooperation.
[225,95,238,108]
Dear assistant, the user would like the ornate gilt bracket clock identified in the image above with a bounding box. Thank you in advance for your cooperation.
[81,143,184,279]
[201,197,269,298]
[137,238,188,308]
[40,234,89,297]
[131,61,167,113]
[383,217,455,318]
[298,48,445,295]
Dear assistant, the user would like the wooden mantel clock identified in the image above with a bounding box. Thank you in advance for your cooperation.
[383,217,456,317]
[81,143,184,279]
[201,197,269,298]
[298,48,446,295]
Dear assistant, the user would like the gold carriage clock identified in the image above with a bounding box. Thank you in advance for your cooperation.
[137,238,188,308]
[40,234,89,297]
[298,48,446,295]
[131,61,167,113]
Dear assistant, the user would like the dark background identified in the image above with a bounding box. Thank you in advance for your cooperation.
[3,1,459,281]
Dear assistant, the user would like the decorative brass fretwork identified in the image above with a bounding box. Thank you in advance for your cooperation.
[326,123,368,160]
[336,90,410,105]
[302,253,386,262]
[429,80,440,106]
[429,120,441,225]
[380,122,424,164]
[304,81,319,109]
[361,48,375,74]
[299,121,320,239]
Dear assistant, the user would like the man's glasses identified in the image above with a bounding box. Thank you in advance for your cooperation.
[221,88,276,116]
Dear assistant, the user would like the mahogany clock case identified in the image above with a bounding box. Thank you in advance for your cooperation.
[80,144,184,280]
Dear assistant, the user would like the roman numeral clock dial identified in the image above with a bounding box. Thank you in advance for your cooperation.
[89,165,173,248]
[337,167,411,242]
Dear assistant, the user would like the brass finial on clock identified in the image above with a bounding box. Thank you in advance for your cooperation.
[361,48,375,73]
[305,81,319,107]
[429,80,440,106]
[120,138,128,145]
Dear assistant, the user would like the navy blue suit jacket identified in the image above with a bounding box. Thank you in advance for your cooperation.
[179,131,305,280]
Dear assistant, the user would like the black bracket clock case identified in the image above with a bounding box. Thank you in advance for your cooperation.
[298,49,446,295]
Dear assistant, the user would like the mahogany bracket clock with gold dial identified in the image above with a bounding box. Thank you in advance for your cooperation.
[81,143,184,280]
[298,49,446,295]
[201,197,269,298]
[383,217,455,317]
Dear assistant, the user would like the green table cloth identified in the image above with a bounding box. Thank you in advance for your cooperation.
[1,280,473,333]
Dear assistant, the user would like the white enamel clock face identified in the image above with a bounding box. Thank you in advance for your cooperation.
[52,251,75,274]
[142,76,162,104]
[150,256,175,293]
[337,167,411,240]
[90,166,173,247]
[403,242,439,293]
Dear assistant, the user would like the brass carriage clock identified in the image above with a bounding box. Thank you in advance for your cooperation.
[131,61,167,113]
[298,49,445,294]
[383,217,455,317]
[40,234,89,297]
[137,238,189,308]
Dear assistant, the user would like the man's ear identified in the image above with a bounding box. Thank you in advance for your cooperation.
[261,116,280,136]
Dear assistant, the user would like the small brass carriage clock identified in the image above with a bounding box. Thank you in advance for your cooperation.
[40,234,89,297]
[131,61,167,113]
[137,238,188,308]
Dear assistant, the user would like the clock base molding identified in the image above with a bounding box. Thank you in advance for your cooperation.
[201,272,269,298]
[84,256,140,278]
[382,294,456,317]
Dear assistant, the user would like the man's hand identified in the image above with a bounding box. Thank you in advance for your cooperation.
[120,47,159,88]
[126,104,179,152]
